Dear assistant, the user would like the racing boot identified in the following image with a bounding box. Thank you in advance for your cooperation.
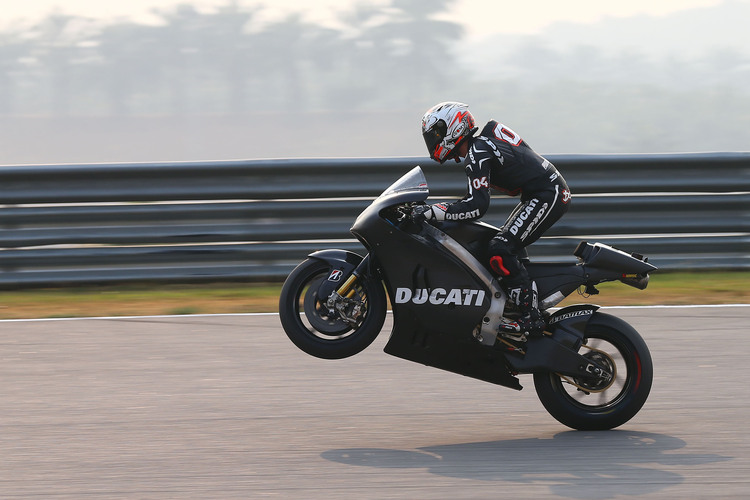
[498,282,545,341]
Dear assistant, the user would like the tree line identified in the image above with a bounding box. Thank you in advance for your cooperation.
[2,1,748,154]
[0,0,461,116]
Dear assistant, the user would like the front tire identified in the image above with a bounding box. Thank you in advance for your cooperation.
[533,313,653,430]
[279,258,387,359]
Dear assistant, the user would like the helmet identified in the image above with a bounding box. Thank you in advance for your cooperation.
[421,101,477,163]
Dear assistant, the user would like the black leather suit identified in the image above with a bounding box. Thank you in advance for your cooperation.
[439,120,571,288]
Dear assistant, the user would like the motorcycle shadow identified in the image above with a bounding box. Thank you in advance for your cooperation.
[321,430,730,499]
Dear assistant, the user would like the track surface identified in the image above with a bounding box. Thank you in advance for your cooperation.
[1,306,748,499]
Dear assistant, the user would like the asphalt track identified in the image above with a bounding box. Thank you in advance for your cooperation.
[1,305,748,499]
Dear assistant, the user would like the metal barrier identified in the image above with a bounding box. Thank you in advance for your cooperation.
[1,153,749,286]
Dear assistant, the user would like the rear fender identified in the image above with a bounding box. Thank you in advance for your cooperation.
[307,249,365,300]
[547,304,601,349]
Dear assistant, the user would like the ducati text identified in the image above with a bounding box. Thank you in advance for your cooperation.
[395,287,486,307]
[509,198,539,235]
[446,209,481,221]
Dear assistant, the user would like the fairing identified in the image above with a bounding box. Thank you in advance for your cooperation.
[351,167,506,345]
[342,166,654,388]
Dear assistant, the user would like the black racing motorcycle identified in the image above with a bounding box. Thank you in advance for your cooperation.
[279,167,657,430]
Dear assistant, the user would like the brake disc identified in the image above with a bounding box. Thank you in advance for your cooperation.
[303,277,350,335]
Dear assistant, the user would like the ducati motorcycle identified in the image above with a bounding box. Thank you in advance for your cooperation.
[279,167,657,430]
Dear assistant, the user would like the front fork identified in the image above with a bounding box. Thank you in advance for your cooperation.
[333,273,360,300]
[322,254,373,327]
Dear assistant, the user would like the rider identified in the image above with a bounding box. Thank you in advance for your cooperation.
[413,101,571,340]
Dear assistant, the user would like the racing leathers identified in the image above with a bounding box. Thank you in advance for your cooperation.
[420,120,571,338]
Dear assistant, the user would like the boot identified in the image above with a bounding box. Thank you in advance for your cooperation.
[498,281,545,340]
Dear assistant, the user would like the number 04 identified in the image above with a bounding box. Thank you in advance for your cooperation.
[472,177,489,190]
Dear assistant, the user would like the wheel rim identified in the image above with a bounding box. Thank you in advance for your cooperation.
[302,275,351,336]
[294,269,371,341]
[554,336,634,412]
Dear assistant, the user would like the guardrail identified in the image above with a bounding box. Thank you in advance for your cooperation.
[1,153,749,287]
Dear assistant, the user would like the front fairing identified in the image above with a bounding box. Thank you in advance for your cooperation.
[350,166,428,241]
[349,168,516,388]
[349,165,506,349]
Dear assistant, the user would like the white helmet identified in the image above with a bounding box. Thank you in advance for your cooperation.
[421,101,477,163]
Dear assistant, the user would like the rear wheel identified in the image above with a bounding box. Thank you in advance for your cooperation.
[279,258,387,359]
[533,313,653,430]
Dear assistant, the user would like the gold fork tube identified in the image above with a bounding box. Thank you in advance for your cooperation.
[336,274,358,296]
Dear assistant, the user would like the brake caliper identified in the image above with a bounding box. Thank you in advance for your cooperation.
[326,291,366,326]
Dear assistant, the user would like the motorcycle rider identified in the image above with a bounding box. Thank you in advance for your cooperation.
[413,101,571,340]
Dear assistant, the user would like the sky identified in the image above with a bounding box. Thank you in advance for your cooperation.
[0,0,737,39]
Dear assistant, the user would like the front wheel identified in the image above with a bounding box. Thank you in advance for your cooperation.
[533,313,653,430]
[279,258,387,359]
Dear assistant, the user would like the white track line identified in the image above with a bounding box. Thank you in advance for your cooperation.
[0,305,748,323]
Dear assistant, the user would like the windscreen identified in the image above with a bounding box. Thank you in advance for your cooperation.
[379,166,429,198]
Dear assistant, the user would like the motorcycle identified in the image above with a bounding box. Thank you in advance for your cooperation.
[279,167,656,430]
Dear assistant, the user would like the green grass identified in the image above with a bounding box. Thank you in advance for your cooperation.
[0,283,281,319]
[571,270,750,306]
[0,271,747,320]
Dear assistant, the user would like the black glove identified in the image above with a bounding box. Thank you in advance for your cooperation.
[410,204,431,221]
[410,203,447,222]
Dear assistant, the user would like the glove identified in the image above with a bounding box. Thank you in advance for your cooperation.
[410,203,447,222]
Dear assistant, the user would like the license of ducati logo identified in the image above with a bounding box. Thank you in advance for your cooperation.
[328,269,344,282]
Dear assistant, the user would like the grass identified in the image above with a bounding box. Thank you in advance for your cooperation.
[558,270,750,307]
[0,271,747,320]
[0,283,281,320]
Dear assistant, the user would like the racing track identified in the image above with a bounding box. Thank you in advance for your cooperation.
[1,305,748,499]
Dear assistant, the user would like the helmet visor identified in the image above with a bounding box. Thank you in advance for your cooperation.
[423,121,448,162]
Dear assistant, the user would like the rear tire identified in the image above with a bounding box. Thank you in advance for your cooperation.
[533,313,653,430]
[279,258,387,359]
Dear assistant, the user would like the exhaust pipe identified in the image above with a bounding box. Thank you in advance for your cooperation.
[574,241,658,289]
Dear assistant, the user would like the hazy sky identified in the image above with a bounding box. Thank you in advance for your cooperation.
[0,0,737,39]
